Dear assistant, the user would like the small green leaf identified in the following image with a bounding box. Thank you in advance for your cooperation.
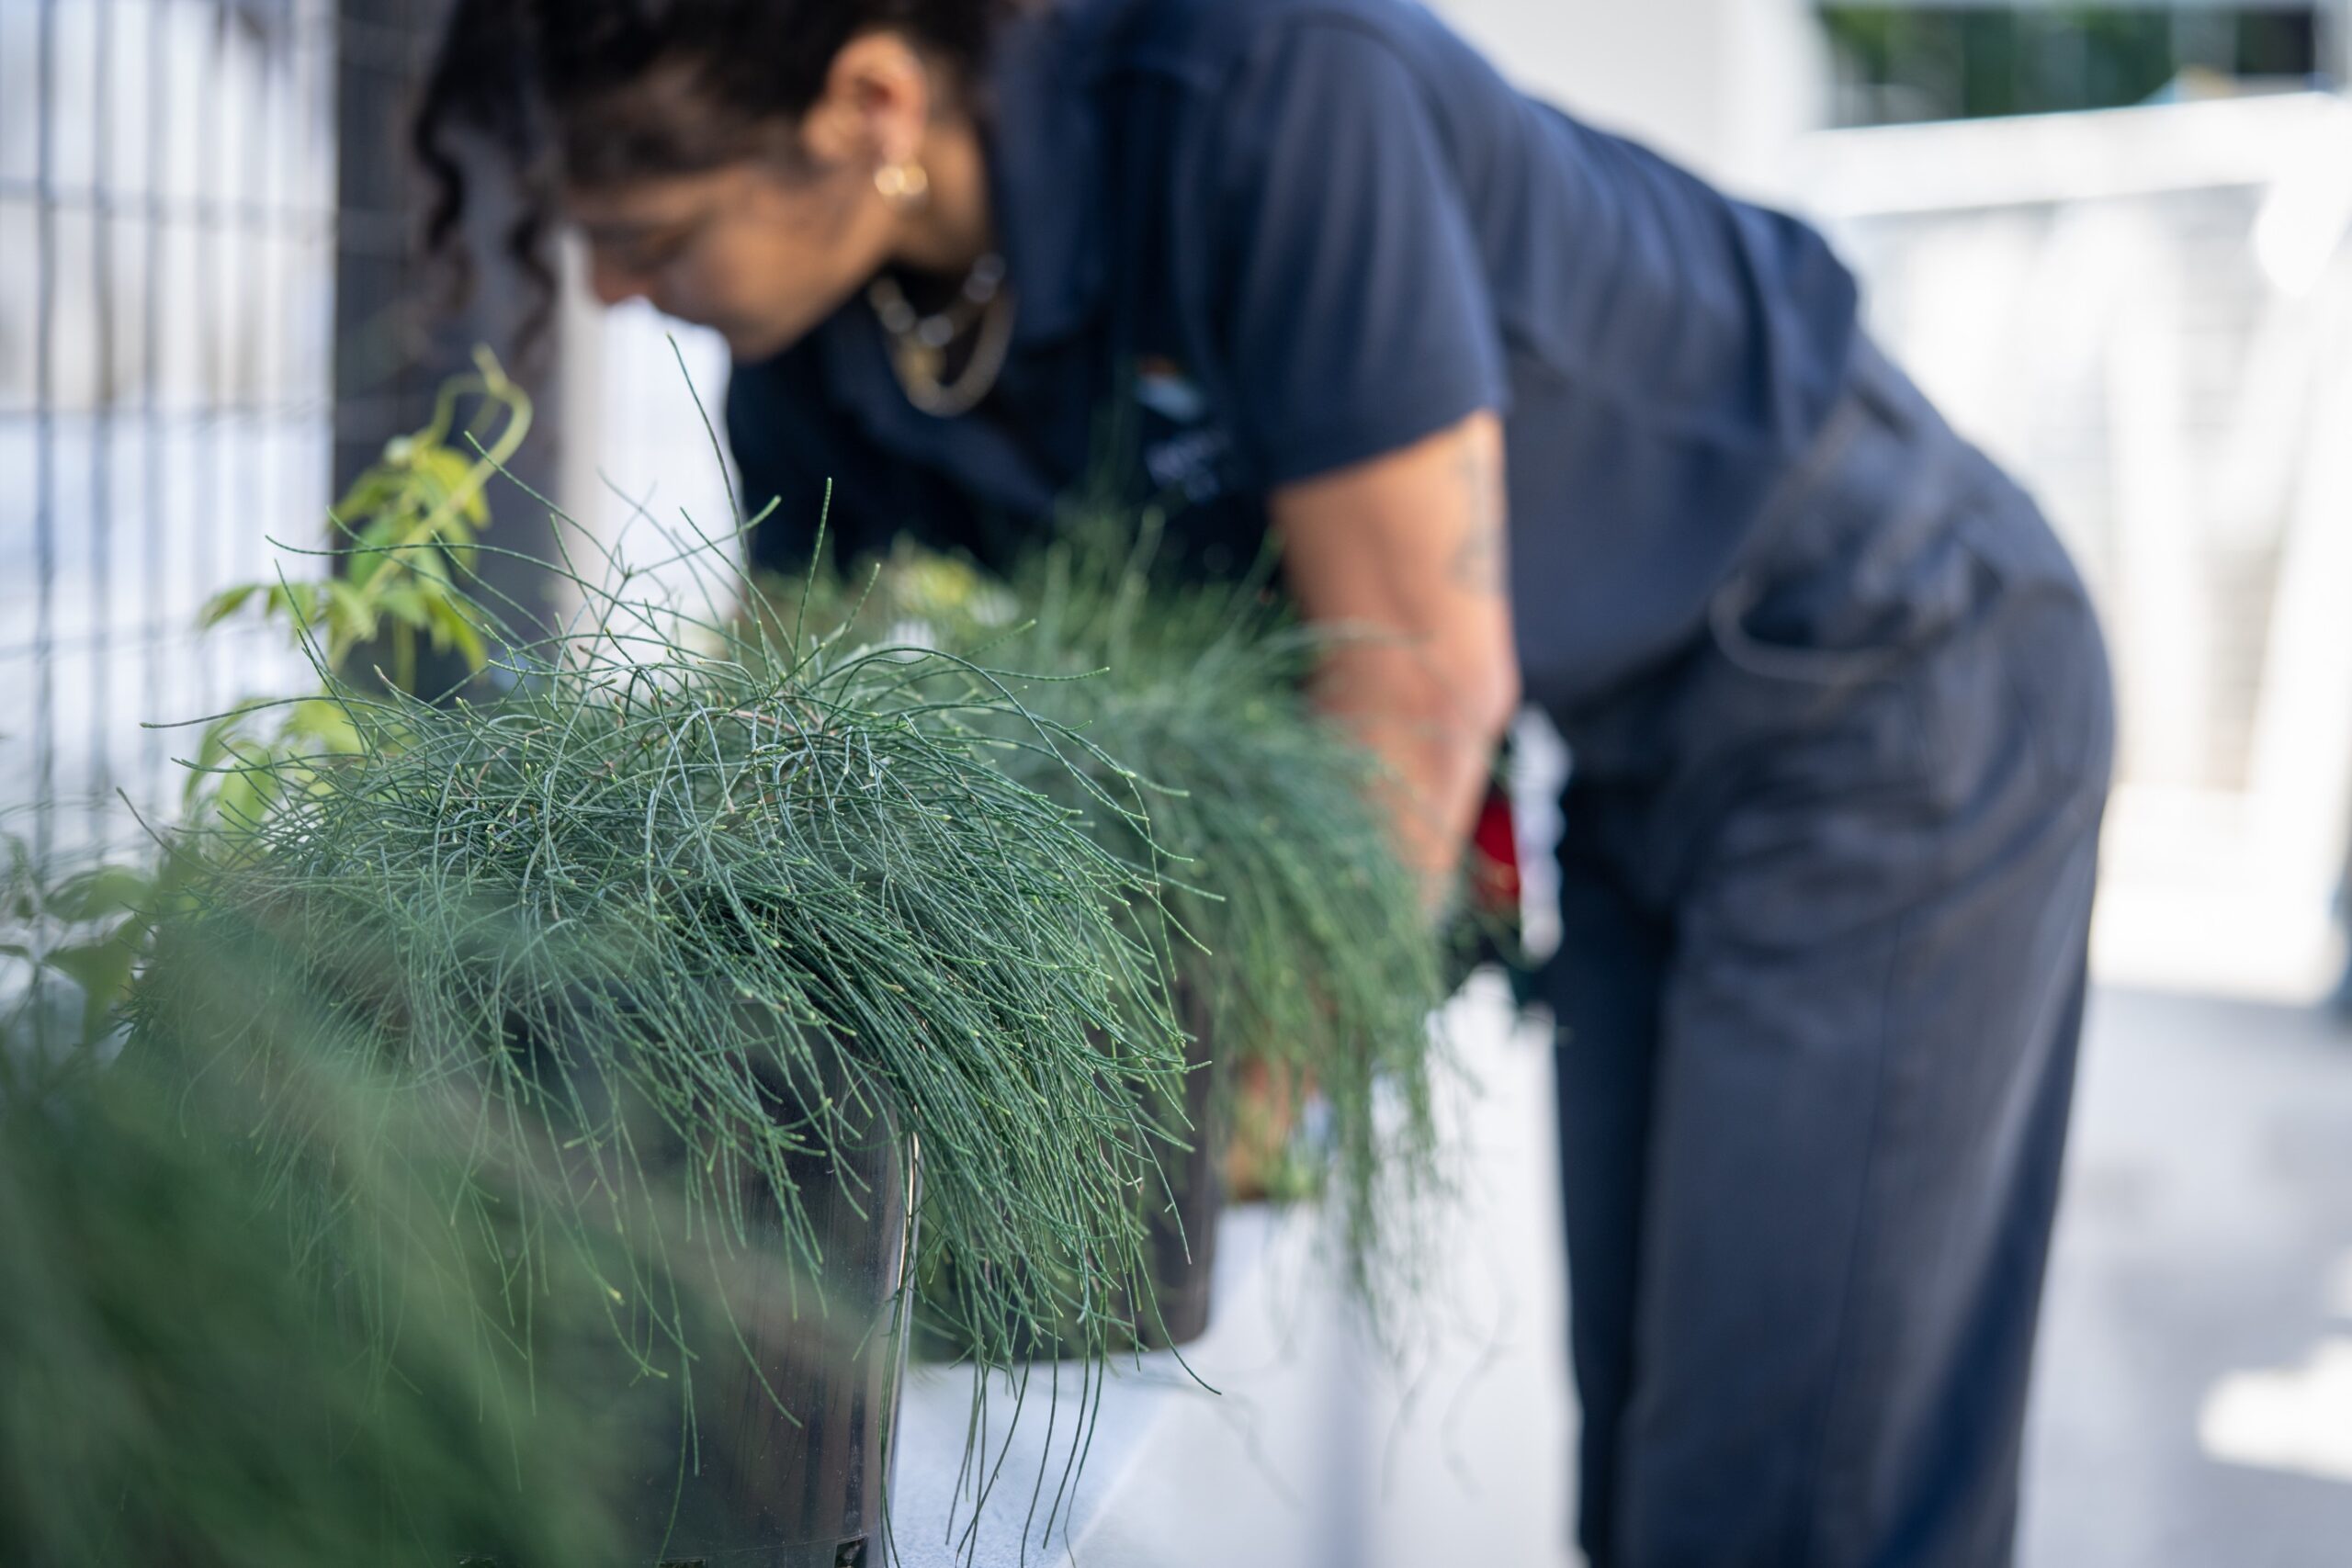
[417,446,475,498]
[45,936,140,1045]
[324,577,380,645]
[198,583,261,628]
[426,594,491,673]
[288,698,363,755]
[265,581,329,630]
[50,864,157,923]
[194,711,253,771]
[208,765,281,835]
[377,581,430,627]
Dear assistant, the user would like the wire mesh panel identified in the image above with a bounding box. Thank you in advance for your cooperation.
[334,0,575,673]
[0,0,338,858]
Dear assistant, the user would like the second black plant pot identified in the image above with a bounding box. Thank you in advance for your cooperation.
[1136,996,1224,1348]
[471,1038,919,1568]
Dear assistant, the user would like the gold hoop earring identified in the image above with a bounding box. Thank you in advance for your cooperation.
[874,160,931,206]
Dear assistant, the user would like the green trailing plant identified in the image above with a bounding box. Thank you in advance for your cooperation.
[137,510,1195,1525]
[14,355,1217,1557]
[756,530,1450,1314]
[120,888,919,1567]
[5,876,924,1567]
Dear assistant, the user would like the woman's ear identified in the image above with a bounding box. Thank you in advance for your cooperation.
[800,31,935,173]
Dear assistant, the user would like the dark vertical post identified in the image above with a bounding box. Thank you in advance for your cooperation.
[334,0,566,673]
[334,0,440,497]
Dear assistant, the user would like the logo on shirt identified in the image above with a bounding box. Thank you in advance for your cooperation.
[1133,356,1234,505]
[1135,356,1208,425]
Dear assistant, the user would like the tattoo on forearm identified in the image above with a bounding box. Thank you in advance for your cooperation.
[1447,434,1509,596]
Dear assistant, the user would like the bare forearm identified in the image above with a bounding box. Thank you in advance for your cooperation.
[1314,641,1509,904]
[1273,412,1521,909]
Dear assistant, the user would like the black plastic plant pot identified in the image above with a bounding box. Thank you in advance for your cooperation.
[1137,995,1224,1349]
[916,989,1224,1361]
[470,1041,920,1568]
[619,1111,918,1568]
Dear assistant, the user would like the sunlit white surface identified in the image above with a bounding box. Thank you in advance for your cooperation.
[561,297,745,643]
[1799,94,2352,1003]
[2202,1341,2352,1486]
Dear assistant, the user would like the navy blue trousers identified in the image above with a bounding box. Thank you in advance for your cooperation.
[1538,345,2113,1568]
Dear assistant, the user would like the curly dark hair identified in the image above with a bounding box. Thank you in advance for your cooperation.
[413,0,1012,328]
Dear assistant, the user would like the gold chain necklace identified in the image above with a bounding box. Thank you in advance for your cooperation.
[867,253,1016,420]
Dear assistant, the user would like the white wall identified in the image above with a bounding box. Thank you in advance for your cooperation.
[1798,95,2352,1001]
[1433,0,1831,197]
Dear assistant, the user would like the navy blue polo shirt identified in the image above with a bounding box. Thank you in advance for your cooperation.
[724,0,1860,713]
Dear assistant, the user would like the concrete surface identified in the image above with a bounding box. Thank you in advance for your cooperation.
[2022,985,2352,1568]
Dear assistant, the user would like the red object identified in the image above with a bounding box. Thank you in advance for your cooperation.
[1470,784,1521,916]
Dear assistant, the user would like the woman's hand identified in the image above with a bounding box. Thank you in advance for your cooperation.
[1270,411,1521,910]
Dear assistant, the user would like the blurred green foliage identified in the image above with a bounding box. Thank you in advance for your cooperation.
[1820,4,2320,124]
[0,975,632,1567]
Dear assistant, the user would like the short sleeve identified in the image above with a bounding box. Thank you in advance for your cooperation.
[1206,19,1510,488]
